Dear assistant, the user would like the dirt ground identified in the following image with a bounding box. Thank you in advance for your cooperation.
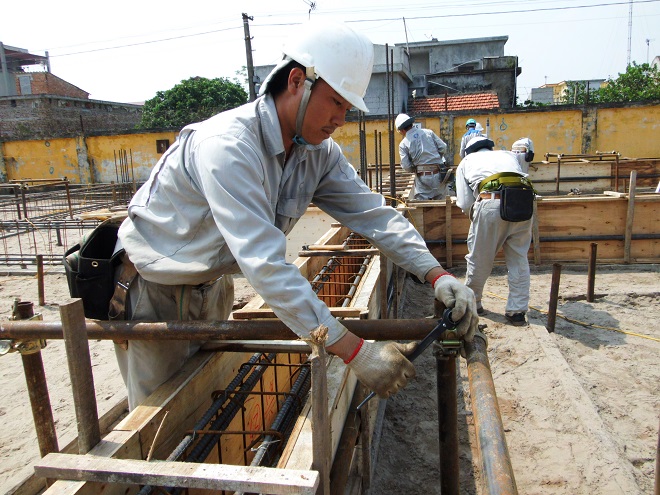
[0,263,658,494]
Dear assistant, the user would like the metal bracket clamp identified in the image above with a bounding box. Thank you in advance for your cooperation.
[433,339,462,359]
[0,337,47,356]
[1,310,46,356]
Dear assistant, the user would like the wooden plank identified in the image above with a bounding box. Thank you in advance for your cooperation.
[35,453,319,495]
[279,357,357,473]
[532,200,541,265]
[42,430,142,495]
[232,308,367,320]
[624,170,637,263]
[309,328,331,495]
[60,299,101,454]
[115,351,253,462]
[445,196,453,268]
[351,254,381,321]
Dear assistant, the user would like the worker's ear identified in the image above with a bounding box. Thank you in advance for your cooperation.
[288,67,306,95]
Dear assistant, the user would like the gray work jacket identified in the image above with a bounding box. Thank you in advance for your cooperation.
[119,94,440,344]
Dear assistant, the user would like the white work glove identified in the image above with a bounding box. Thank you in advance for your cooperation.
[433,275,479,342]
[346,340,417,398]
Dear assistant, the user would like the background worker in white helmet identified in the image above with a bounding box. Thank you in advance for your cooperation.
[113,20,479,410]
[511,137,535,173]
[455,135,536,326]
[396,113,449,200]
[459,118,481,158]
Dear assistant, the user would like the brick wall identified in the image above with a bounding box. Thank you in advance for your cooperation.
[18,72,89,99]
[0,95,142,140]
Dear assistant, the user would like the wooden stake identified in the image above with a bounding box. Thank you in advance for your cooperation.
[624,170,637,263]
[36,254,45,306]
[445,196,453,268]
[532,200,541,265]
[307,326,331,495]
[547,263,562,333]
[587,243,598,303]
[60,299,101,453]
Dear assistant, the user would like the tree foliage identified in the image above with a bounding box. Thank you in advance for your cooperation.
[559,63,660,105]
[596,62,660,103]
[138,76,248,129]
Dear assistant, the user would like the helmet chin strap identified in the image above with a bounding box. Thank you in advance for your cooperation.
[292,67,316,146]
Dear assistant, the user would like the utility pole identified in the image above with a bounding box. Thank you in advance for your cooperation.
[242,13,257,101]
[627,0,633,66]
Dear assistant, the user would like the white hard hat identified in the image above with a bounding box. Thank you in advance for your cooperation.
[512,137,534,153]
[475,122,484,133]
[465,136,494,155]
[259,20,374,112]
[395,113,414,130]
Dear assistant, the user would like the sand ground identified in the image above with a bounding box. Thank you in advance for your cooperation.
[1,263,658,494]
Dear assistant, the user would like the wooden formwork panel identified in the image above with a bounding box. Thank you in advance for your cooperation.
[39,223,384,494]
[406,193,660,265]
[530,157,660,194]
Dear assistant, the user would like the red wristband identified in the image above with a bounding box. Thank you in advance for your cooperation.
[344,338,364,364]
[431,272,455,288]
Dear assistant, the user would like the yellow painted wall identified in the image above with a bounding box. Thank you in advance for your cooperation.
[1,104,659,184]
[333,105,660,167]
[3,137,81,181]
[596,106,660,158]
[1,131,177,184]
[85,131,177,183]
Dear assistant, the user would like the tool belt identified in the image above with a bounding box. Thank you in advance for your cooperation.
[108,254,138,349]
[478,172,536,222]
[416,163,446,177]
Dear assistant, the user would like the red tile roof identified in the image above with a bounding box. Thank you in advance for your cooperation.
[408,92,500,113]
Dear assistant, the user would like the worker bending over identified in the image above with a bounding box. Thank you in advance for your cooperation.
[396,113,449,200]
[455,136,536,326]
[112,20,479,410]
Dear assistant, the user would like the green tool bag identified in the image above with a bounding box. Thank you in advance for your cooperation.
[479,172,536,223]
[63,218,124,320]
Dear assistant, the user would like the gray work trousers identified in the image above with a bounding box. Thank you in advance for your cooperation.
[465,199,532,314]
[114,274,234,410]
[414,172,447,200]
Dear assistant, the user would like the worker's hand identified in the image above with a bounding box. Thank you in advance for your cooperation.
[434,276,479,342]
[346,340,417,398]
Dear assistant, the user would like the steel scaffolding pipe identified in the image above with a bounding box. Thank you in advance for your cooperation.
[464,334,518,495]
[1,318,439,342]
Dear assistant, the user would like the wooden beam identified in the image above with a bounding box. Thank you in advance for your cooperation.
[532,200,541,265]
[309,327,331,495]
[35,453,319,495]
[60,299,100,454]
[624,170,637,263]
[445,196,453,268]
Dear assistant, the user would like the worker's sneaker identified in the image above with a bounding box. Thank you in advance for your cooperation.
[477,304,486,316]
[505,312,527,326]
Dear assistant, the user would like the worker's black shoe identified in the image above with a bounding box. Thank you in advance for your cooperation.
[505,312,527,326]
[477,304,486,316]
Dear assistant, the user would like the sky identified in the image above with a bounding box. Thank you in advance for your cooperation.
[2,0,659,104]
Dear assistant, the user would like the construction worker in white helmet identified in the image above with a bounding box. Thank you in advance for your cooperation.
[396,113,449,200]
[112,20,479,410]
[456,135,536,326]
[511,137,535,174]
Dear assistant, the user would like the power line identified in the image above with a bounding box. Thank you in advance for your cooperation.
[50,25,242,58]
[46,0,660,58]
